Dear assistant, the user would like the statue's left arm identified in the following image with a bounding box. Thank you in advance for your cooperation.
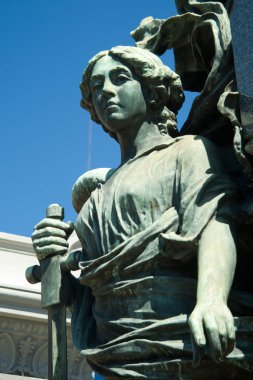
[176,135,238,366]
[189,217,236,365]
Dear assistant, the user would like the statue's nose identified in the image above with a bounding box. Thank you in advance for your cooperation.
[102,78,115,98]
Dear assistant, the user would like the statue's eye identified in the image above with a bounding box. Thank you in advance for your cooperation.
[91,80,103,93]
[114,73,131,84]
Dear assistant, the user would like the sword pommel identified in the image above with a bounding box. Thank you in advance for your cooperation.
[46,204,64,220]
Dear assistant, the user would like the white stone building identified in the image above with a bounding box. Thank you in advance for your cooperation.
[0,231,92,380]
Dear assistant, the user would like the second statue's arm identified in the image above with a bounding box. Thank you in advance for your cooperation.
[189,217,236,366]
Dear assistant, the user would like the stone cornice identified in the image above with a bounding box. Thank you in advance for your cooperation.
[0,232,35,256]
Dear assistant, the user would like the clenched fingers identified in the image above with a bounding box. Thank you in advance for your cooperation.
[35,244,69,260]
[32,217,74,261]
[33,236,69,248]
[32,226,67,240]
[33,218,73,234]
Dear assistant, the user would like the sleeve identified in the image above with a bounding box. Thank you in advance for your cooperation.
[160,135,237,262]
[179,136,237,235]
[72,168,115,213]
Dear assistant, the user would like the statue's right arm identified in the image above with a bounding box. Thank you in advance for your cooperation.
[32,167,114,271]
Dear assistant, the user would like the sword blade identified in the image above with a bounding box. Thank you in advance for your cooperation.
[48,304,68,380]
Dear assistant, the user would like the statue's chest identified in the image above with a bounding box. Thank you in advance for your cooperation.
[102,149,177,215]
[78,146,179,254]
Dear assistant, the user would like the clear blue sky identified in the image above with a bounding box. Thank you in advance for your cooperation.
[0,0,195,237]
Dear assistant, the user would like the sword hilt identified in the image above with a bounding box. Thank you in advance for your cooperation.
[26,204,72,309]
[25,204,64,285]
[46,203,64,220]
[25,265,41,284]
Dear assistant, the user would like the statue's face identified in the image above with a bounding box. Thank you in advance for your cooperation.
[90,55,147,135]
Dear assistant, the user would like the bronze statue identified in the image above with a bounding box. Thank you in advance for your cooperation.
[30,1,253,379]
[31,45,253,379]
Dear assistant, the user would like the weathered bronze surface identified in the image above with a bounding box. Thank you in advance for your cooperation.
[29,1,253,379]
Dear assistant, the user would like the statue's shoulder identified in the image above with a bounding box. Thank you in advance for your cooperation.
[175,134,219,156]
[72,168,115,212]
[172,134,232,176]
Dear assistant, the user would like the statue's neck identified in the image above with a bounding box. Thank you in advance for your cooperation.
[117,122,167,164]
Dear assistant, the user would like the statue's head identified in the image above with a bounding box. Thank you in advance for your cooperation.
[80,46,184,139]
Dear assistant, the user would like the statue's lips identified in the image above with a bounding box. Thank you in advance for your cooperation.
[104,102,120,111]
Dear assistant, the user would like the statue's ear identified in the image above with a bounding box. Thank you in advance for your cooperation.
[146,85,169,111]
[143,87,158,111]
[72,168,115,213]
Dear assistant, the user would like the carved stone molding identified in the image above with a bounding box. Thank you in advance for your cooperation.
[32,343,47,378]
[0,316,92,379]
[0,333,16,372]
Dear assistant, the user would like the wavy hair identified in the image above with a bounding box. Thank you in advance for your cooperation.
[80,46,184,139]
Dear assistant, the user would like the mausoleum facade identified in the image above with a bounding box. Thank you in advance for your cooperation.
[0,231,92,380]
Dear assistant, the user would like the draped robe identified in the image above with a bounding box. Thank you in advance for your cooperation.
[72,135,253,380]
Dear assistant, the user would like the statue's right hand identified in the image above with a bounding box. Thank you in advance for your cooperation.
[32,218,74,261]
